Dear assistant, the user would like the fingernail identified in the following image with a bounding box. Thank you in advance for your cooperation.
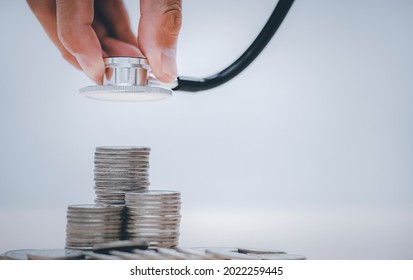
[161,48,178,80]
[74,54,105,84]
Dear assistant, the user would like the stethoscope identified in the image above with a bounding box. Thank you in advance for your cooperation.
[80,0,295,101]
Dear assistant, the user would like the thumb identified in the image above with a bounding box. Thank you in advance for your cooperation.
[138,0,182,83]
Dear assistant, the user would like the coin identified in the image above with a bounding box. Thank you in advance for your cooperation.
[65,204,124,249]
[237,247,286,255]
[83,251,122,260]
[4,249,85,260]
[96,146,150,151]
[93,240,148,254]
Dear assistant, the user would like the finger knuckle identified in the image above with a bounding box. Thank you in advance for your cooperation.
[160,2,182,36]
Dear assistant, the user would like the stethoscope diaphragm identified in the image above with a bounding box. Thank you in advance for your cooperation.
[79,57,172,102]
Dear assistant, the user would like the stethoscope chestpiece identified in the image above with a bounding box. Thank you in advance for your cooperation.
[79,57,172,102]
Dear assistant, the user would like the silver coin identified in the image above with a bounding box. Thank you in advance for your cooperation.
[4,249,85,260]
[95,184,149,188]
[126,230,179,236]
[66,238,121,244]
[94,173,149,178]
[67,219,123,224]
[127,213,181,219]
[127,208,180,212]
[110,250,154,260]
[67,209,123,214]
[205,248,259,260]
[66,232,122,238]
[93,196,126,200]
[155,248,188,260]
[127,216,181,221]
[65,245,94,250]
[94,197,125,202]
[259,253,306,260]
[66,238,120,245]
[237,247,286,255]
[95,179,150,183]
[94,190,126,195]
[95,174,148,179]
[126,199,181,205]
[94,169,149,173]
[94,195,125,200]
[125,197,181,202]
[67,215,123,220]
[68,204,124,211]
[93,199,125,204]
[94,166,149,170]
[95,185,149,190]
[127,235,179,241]
[126,207,181,212]
[126,204,180,208]
[146,241,178,248]
[126,234,179,240]
[94,201,125,206]
[84,251,121,260]
[96,146,150,151]
[125,222,179,227]
[132,248,169,259]
[94,166,148,171]
[94,177,149,181]
[95,152,150,156]
[94,163,149,167]
[93,240,148,253]
[94,153,150,156]
[94,159,149,164]
[126,225,179,230]
[66,228,122,233]
[126,190,180,196]
[94,175,148,179]
[126,225,180,231]
[175,247,215,260]
[94,159,150,163]
[66,221,123,227]
[94,189,126,194]
[66,212,123,218]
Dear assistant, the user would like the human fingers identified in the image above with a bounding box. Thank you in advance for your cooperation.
[92,1,143,57]
[94,0,136,46]
[56,0,105,84]
[26,0,81,69]
[138,0,182,83]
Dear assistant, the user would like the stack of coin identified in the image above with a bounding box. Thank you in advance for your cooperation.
[65,204,124,250]
[94,146,150,205]
[125,190,181,247]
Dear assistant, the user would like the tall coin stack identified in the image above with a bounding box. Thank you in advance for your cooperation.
[65,204,124,250]
[125,190,182,248]
[94,146,151,205]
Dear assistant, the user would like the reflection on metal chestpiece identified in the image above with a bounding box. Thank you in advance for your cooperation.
[79,57,172,102]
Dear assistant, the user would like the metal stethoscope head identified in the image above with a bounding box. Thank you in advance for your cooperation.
[80,57,174,101]
[80,0,295,102]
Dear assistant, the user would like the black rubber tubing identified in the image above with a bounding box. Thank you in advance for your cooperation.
[174,0,295,92]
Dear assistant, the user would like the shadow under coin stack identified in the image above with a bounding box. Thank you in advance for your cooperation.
[94,146,151,205]
[125,190,181,248]
[65,204,124,250]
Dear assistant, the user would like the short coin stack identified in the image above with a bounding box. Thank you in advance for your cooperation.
[65,204,124,250]
[125,190,181,248]
[94,146,150,205]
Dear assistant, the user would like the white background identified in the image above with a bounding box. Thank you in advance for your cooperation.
[0,0,412,259]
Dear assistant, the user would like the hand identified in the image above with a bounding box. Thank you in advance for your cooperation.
[27,0,182,84]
